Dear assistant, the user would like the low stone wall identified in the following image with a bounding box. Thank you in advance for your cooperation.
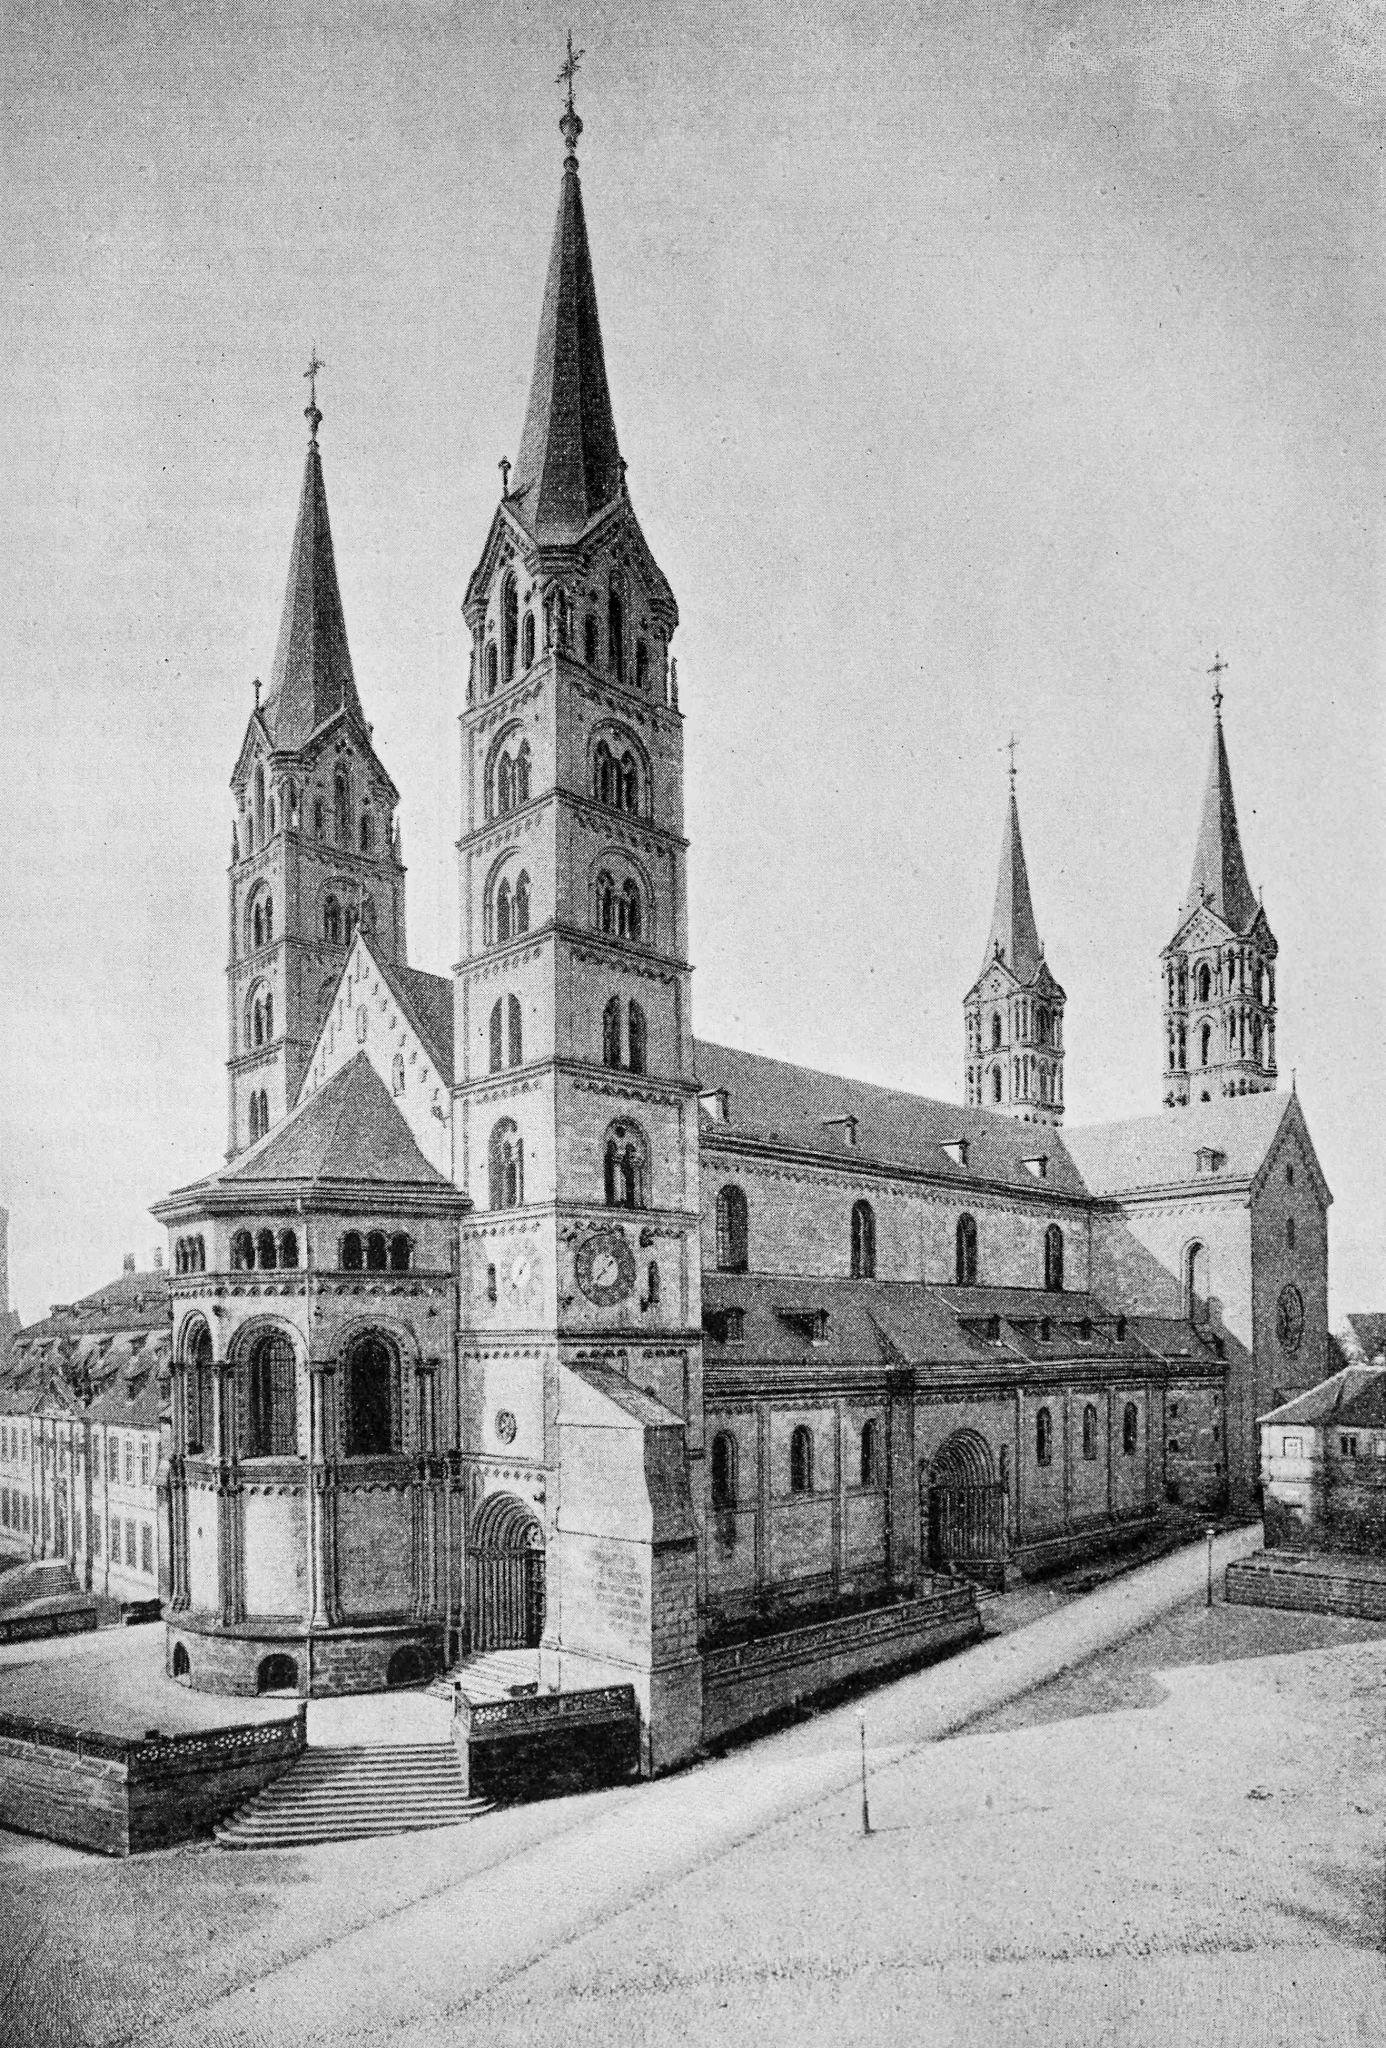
[0,1708,305,1856]
[701,1586,982,1746]
[1013,1508,1159,1580]
[0,1602,98,1646]
[166,1618,444,1697]
[454,1684,641,1800]
[1225,1552,1386,1623]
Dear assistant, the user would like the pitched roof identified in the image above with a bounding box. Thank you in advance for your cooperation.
[182,1054,453,1198]
[1063,1090,1295,1197]
[508,150,623,546]
[694,1039,1089,1196]
[980,787,1043,984]
[1180,712,1259,933]
[260,437,365,752]
[390,963,455,1087]
[1261,1364,1386,1431]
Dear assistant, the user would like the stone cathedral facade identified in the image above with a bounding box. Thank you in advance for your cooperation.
[152,91,1333,1771]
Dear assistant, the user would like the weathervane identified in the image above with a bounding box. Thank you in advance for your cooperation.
[1003,731,1019,790]
[1207,650,1228,718]
[304,346,326,441]
[557,29,585,159]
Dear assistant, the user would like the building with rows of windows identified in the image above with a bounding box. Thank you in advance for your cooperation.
[0,1256,170,1611]
[149,83,1332,1771]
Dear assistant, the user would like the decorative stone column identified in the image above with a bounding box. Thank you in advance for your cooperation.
[309,1361,339,1628]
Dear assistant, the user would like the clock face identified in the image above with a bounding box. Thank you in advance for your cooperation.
[1276,1284,1305,1355]
[575,1229,636,1307]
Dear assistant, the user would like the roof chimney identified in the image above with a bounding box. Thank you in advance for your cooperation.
[123,1253,135,1273]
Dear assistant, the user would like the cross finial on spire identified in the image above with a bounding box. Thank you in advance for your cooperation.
[499,456,511,497]
[557,30,585,161]
[1003,731,1019,790]
[304,346,326,441]
[1208,649,1228,719]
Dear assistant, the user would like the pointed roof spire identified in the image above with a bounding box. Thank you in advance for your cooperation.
[259,376,364,752]
[1180,672,1259,932]
[508,41,623,546]
[981,767,1043,983]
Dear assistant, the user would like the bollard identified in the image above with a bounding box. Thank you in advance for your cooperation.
[1206,1525,1216,1609]
[858,1707,872,1837]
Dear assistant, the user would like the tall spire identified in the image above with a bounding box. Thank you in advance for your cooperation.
[507,47,623,546]
[1180,686,1258,932]
[259,389,363,751]
[982,779,1043,983]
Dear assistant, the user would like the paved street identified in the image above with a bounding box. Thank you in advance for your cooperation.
[2,1526,1383,2047]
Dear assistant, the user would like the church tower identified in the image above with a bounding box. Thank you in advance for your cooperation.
[964,765,1066,1125]
[451,75,702,1765]
[1160,672,1277,1107]
[226,378,407,1156]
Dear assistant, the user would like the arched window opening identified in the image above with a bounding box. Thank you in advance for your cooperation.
[231,1230,254,1271]
[1200,1023,1211,1066]
[635,640,649,693]
[335,770,350,847]
[255,1229,277,1271]
[486,643,498,696]
[602,995,622,1068]
[257,1089,268,1136]
[392,1053,406,1097]
[248,1094,262,1143]
[1197,962,1211,1004]
[603,1120,648,1210]
[1082,1403,1098,1461]
[172,1642,191,1680]
[789,1424,814,1495]
[1044,1224,1064,1293]
[324,896,341,943]
[646,1260,660,1305]
[516,741,531,803]
[496,879,512,944]
[345,1335,401,1456]
[497,754,514,815]
[277,1229,299,1270]
[628,1001,647,1075]
[620,753,638,813]
[489,1119,524,1210]
[1036,1406,1053,1467]
[955,1213,978,1287]
[502,575,518,682]
[593,741,613,807]
[507,993,522,1068]
[992,1066,1003,1104]
[360,812,372,854]
[860,1418,880,1487]
[257,1652,298,1694]
[596,871,615,934]
[716,1185,749,1273]
[711,1431,738,1509]
[341,1231,364,1272]
[366,1231,387,1272]
[584,613,599,668]
[489,999,504,1074]
[1286,1215,1296,1250]
[522,611,535,669]
[1122,1403,1139,1456]
[851,1199,876,1280]
[515,872,530,934]
[618,879,642,941]
[245,1331,297,1459]
[186,1322,213,1454]
[991,1012,1002,1050]
[555,588,570,650]
[313,797,325,839]
[388,1233,412,1271]
[608,586,625,684]
[1184,1241,1209,1324]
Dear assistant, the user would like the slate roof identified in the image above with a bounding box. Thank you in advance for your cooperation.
[259,437,365,752]
[979,788,1043,984]
[694,1040,1088,1196]
[170,1054,455,1202]
[1063,1090,1295,1196]
[1261,1365,1386,1431]
[1179,710,1260,933]
[508,147,623,545]
[390,962,455,1087]
[0,1267,171,1425]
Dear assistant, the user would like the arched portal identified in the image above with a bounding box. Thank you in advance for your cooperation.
[466,1493,545,1653]
[256,1652,299,1695]
[924,1429,1005,1573]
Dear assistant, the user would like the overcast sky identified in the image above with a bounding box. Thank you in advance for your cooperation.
[2,0,1381,1323]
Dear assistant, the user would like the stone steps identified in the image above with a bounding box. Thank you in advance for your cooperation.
[214,1742,490,1849]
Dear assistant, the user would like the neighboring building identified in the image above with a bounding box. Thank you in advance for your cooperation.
[0,1257,171,1609]
[1258,1365,1386,1557]
[1339,1315,1386,1367]
[150,82,1333,1769]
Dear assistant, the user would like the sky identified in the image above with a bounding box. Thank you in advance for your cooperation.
[1,0,1382,1323]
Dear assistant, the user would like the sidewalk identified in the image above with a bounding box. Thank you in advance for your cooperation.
[128,1524,1267,2048]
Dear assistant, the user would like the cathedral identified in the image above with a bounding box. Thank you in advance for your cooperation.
[151,83,1331,1771]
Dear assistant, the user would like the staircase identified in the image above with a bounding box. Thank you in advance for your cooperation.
[437,1647,542,1705]
[214,1742,490,1849]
